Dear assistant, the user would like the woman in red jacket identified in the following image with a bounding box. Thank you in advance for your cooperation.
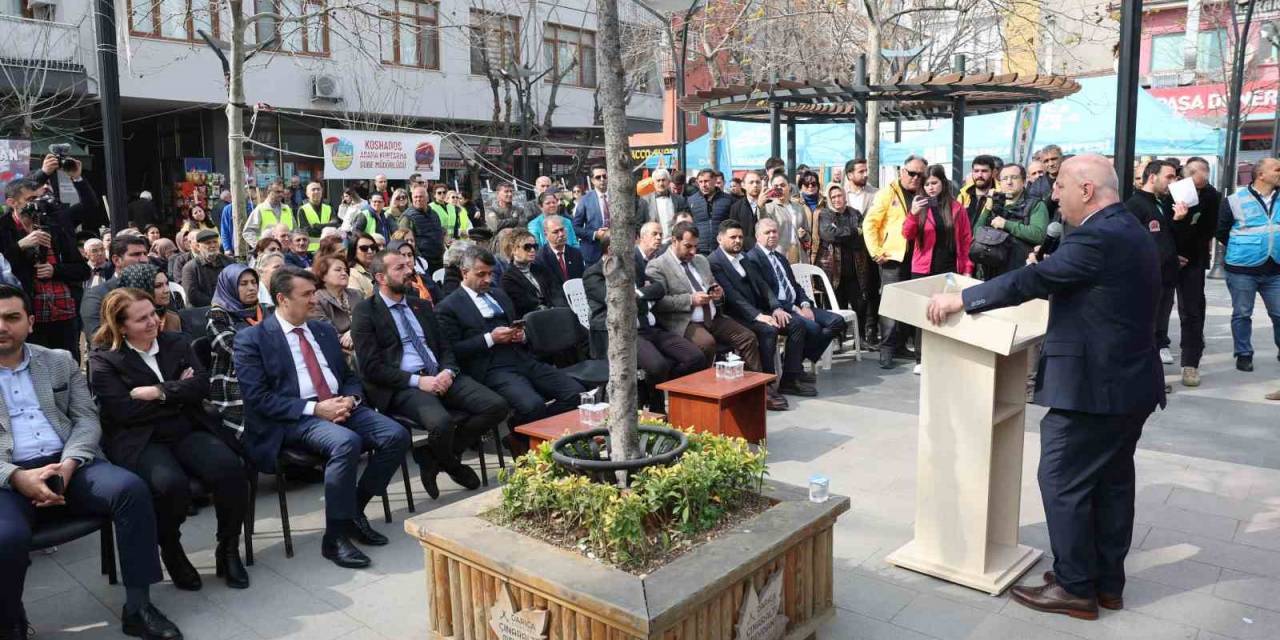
[902,163,972,373]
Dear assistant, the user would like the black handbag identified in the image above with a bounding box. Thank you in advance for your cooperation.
[969,225,1012,269]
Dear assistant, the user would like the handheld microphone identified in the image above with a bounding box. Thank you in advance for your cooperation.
[1035,221,1063,262]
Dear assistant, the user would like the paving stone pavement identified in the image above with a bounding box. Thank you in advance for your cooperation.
[21,279,1280,639]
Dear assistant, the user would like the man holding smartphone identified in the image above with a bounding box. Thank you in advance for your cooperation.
[863,155,928,369]
[0,285,182,639]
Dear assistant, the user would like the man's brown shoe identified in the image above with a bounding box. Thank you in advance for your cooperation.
[1266,390,1280,401]
[1043,571,1123,610]
[1010,580,1099,620]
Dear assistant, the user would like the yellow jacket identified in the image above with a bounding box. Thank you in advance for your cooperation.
[957,180,995,221]
[862,180,912,262]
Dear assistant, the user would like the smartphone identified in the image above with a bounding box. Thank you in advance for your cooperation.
[510,319,526,328]
[708,283,722,292]
[45,474,64,496]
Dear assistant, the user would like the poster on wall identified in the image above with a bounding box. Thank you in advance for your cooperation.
[0,139,32,182]
[1009,104,1040,167]
[321,128,441,180]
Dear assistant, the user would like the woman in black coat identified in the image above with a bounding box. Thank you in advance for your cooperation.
[88,288,249,591]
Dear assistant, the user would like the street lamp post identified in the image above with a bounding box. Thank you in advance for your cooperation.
[633,0,702,176]
[1113,0,1143,200]
[1263,22,1280,156]
[1222,0,1258,194]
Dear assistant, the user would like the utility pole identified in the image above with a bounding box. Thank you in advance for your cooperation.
[1113,0,1143,200]
[94,0,128,231]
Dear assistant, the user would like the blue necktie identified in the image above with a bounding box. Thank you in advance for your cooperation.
[771,253,794,303]
[393,303,438,375]
[479,294,502,319]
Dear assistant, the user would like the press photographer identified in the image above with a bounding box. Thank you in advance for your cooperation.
[971,163,1051,279]
[0,152,99,359]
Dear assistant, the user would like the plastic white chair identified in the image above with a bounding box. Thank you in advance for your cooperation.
[431,268,445,285]
[168,282,187,305]
[791,263,862,363]
[562,278,591,329]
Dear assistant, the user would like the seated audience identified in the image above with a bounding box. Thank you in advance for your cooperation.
[436,247,583,452]
[209,264,267,440]
[310,255,363,357]
[389,229,430,275]
[0,286,184,640]
[536,215,584,287]
[145,225,162,246]
[709,220,801,407]
[584,235,705,403]
[233,267,411,569]
[181,229,232,307]
[83,237,112,287]
[250,236,283,267]
[118,263,183,333]
[82,235,150,341]
[284,230,313,269]
[149,237,178,273]
[646,221,761,379]
[388,240,439,302]
[180,206,214,234]
[347,232,378,297]
[254,252,285,310]
[89,288,250,590]
[168,230,194,285]
[747,217,846,385]
[351,250,508,498]
[501,229,566,317]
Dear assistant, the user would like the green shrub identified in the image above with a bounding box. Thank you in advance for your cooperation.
[497,424,768,570]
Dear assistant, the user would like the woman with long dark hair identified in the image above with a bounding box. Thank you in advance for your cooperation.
[901,164,973,373]
[89,288,249,590]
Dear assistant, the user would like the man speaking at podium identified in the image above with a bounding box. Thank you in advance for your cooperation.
[926,154,1165,620]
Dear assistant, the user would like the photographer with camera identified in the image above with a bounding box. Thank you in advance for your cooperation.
[972,163,1050,280]
[1,153,99,360]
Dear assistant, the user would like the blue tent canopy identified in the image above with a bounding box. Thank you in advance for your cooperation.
[879,75,1223,166]
[645,75,1223,173]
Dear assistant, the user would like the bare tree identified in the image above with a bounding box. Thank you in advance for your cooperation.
[0,13,91,140]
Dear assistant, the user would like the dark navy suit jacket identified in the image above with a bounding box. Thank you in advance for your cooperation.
[233,314,363,472]
[961,203,1165,416]
[536,243,585,287]
[572,190,608,265]
[709,248,777,325]
[746,245,813,312]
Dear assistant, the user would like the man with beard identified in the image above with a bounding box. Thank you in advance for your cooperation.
[727,171,766,250]
[959,155,1000,228]
[182,229,234,307]
[1126,160,1184,370]
[351,250,508,499]
[80,235,149,340]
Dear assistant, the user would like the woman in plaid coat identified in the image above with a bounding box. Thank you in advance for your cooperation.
[206,263,268,440]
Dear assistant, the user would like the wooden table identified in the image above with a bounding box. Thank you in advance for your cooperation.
[514,410,666,450]
[657,370,776,444]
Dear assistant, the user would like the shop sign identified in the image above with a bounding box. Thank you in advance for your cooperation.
[321,128,442,180]
[0,139,31,182]
[631,146,676,162]
[1149,77,1279,121]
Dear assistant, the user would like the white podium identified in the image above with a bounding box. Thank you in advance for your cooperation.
[879,273,1048,595]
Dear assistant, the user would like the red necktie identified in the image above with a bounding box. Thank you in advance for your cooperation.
[292,327,333,401]
[557,251,568,279]
[601,194,611,226]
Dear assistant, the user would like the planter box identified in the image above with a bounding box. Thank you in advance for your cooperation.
[404,480,849,640]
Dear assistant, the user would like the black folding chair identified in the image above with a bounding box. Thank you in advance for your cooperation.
[523,307,609,388]
[179,306,213,339]
[31,514,117,585]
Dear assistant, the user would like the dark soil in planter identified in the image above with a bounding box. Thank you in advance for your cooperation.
[480,492,776,576]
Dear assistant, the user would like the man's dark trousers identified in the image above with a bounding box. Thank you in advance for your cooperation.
[0,458,163,626]
[388,376,508,468]
[1038,409,1148,598]
[1176,265,1207,368]
[283,407,410,520]
[1155,285,1176,351]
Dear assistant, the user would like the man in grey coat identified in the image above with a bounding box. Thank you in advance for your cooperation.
[0,285,182,639]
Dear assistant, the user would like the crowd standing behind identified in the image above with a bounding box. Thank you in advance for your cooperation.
[0,144,1275,639]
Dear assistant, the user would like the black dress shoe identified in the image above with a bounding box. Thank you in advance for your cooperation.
[1043,571,1122,610]
[798,371,817,384]
[1010,581,1098,620]
[778,378,818,397]
[0,619,31,640]
[765,391,789,411]
[321,535,372,568]
[503,434,530,458]
[878,348,894,370]
[418,461,441,500]
[350,515,389,546]
[1237,356,1254,372]
[215,536,249,589]
[160,545,202,591]
[122,604,183,639]
[445,463,481,490]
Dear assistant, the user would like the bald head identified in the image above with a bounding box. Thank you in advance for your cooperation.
[1255,157,1280,191]
[1052,154,1120,226]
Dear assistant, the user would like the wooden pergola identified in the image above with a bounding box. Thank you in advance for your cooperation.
[678,70,1081,179]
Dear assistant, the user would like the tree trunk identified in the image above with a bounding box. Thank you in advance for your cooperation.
[227,0,249,256]
[595,0,641,462]
[865,17,882,187]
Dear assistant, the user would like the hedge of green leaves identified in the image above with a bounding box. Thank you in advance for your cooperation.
[497,424,768,570]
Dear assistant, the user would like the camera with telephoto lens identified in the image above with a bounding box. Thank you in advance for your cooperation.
[48,143,78,171]
[991,192,1007,216]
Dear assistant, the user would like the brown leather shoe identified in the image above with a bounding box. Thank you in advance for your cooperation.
[1010,580,1099,620]
[1044,571,1123,610]
[766,391,789,411]
[1266,390,1280,401]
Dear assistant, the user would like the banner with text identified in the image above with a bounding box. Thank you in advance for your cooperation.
[0,139,31,182]
[321,129,441,180]
[1009,104,1040,167]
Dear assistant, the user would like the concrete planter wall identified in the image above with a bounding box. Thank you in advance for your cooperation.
[404,480,849,640]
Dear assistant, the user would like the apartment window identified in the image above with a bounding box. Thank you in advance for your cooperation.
[1195,29,1226,73]
[543,23,596,88]
[1149,33,1183,72]
[686,111,699,126]
[380,0,439,69]
[634,62,661,95]
[129,0,219,41]
[470,10,520,75]
[1150,30,1228,73]
[254,0,329,55]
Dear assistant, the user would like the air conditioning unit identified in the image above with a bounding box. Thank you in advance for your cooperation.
[311,74,342,102]
[28,0,56,8]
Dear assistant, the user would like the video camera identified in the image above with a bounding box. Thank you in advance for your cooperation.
[48,143,78,172]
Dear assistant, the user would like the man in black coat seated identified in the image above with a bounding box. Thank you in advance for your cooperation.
[535,214,584,288]
[435,247,583,449]
[501,229,566,318]
[351,250,509,499]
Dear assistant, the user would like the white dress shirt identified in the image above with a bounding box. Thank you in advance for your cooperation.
[462,285,504,348]
[127,339,164,381]
[682,260,716,322]
[276,312,340,415]
[725,252,747,278]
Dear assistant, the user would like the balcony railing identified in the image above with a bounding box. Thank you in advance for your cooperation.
[0,14,83,70]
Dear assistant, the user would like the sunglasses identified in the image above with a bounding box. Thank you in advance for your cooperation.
[592,175,607,180]
[520,243,537,251]
[434,190,446,195]
[800,180,818,187]
[357,244,375,252]
[905,170,923,179]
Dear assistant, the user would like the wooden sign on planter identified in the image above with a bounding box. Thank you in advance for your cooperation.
[488,583,549,640]
[734,568,787,640]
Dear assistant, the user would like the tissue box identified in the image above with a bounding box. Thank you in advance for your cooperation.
[715,360,744,380]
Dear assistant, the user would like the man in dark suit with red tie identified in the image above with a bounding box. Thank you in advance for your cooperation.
[234,267,411,570]
[536,214,584,287]
[926,155,1164,621]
